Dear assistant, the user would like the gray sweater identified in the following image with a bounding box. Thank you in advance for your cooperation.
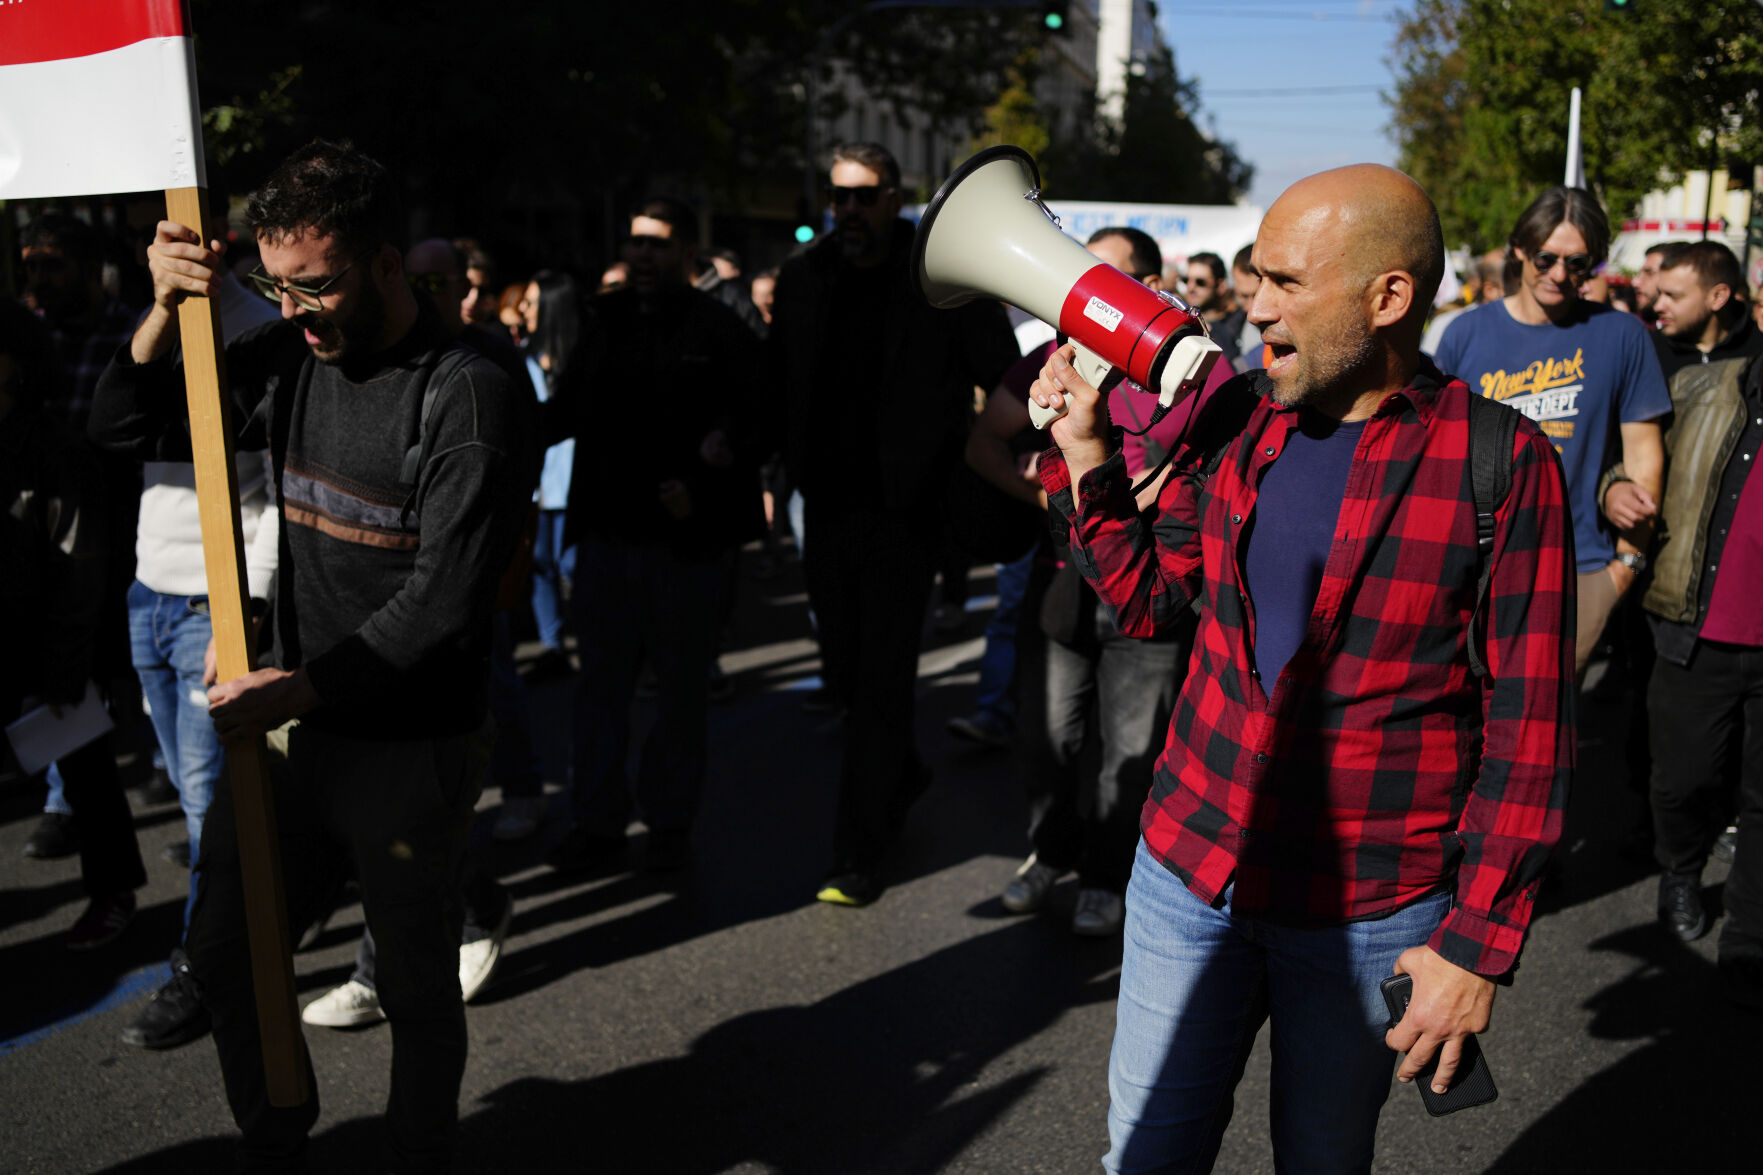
[90,305,534,740]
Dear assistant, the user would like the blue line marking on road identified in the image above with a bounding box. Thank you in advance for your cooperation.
[0,961,170,1057]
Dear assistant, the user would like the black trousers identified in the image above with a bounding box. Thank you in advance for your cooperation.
[58,730,148,898]
[802,504,936,872]
[185,720,487,1173]
[1650,642,1763,958]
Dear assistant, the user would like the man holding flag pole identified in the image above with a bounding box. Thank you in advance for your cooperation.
[3,0,312,1130]
[92,138,535,1170]
[6,3,534,1169]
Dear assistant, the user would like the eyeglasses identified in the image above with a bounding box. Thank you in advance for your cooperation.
[828,185,893,208]
[1529,250,1594,278]
[1187,276,1213,287]
[248,246,376,311]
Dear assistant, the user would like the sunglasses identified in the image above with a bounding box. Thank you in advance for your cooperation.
[249,246,376,311]
[1529,250,1594,278]
[828,185,893,208]
[408,272,455,297]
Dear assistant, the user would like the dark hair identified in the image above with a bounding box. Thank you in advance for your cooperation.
[1644,240,1689,261]
[1660,240,1744,295]
[1087,226,1162,279]
[1508,186,1610,268]
[632,197,700,249]
[1231,244,1257,277]
[702,246,742,271]
[528,270,582,377]
[20,212,100,272]
[1187,251,1227,284]
[0,299,64,409]
[830,141,902,190]
[245,139,403,254]
[454,237,495,277]
[1475,253,1504,288]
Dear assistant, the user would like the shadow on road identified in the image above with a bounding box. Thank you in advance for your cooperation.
[93,916,1121,1175]
[1482,921,1762,1172]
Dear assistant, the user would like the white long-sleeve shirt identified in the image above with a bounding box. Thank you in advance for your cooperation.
[133,272,282,600]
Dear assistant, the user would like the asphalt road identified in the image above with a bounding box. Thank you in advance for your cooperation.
[2,550,1756,1174]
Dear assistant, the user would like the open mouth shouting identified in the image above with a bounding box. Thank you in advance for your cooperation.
[1265,336,1297,376]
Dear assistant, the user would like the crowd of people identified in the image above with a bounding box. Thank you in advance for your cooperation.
[3,134,1759,1173]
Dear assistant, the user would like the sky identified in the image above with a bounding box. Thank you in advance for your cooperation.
[1157,0,1408,209]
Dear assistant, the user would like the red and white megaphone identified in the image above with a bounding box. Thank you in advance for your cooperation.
[913,145,1222,429]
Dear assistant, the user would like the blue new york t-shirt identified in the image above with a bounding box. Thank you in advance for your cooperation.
[1434,299,1671,572]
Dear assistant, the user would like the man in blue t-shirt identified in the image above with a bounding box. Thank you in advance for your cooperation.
[1434,186,1669,679]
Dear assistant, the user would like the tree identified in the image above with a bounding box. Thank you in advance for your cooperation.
[185,1,1045,259]
[972,49,1052,161]
[1042,47,1252,204]
[1389,0,1763,252]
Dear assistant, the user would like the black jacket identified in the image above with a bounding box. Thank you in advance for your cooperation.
[770,219,1019,513]
[549,284,764,553]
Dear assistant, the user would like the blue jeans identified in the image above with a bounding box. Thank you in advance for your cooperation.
[530,508,575,651]
[1105,839,1452,1175]
[128,579,221,929]
[973,544,1038,723]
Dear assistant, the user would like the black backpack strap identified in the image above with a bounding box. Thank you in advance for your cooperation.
[1465,393,1521,680]
[398,347,476,525]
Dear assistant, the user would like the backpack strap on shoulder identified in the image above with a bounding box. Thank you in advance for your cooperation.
[1466,393,1521,680]
[398,346,475,524]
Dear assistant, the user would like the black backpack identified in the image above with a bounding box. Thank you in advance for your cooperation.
[1464,391,1521,681]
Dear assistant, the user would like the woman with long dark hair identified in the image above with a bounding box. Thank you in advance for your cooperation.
[520,271,581,685]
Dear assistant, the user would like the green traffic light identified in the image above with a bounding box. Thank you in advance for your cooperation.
[1045,13,1064,29]
[795,225,815,244]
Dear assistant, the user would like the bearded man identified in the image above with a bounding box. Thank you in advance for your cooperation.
[1031,165,1575,1173]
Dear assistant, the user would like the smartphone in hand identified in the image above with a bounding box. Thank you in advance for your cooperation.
[1381,973,1499,1116]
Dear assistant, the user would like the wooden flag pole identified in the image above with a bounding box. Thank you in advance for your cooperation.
[164,185,309,1108]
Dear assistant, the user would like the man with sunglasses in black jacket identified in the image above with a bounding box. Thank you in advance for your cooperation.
[770,141,1018,907]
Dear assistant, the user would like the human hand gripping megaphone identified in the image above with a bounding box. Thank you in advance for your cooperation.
[912,146,1223,429]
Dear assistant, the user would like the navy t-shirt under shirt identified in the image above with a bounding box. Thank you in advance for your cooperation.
[1242,412,1367,684]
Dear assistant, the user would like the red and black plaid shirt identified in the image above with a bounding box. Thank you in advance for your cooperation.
[1039,367,1575,978]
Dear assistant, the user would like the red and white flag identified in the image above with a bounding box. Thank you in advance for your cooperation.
[0,0,205,199]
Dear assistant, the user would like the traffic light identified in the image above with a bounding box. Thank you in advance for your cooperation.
[1041,2,1069,33]
[794,195,817,245]
[1604,0,1634,11]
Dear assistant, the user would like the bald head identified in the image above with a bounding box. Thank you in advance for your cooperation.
[1249,165,1444,418]
[1266,165,1444,331]
[405,237,469,333]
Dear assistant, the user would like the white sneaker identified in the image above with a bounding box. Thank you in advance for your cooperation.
[459,896,513,1003]
[1072,887,1125,937]
[491,795,546,842]
[1001,854,1063,914]
[301,980,384,1028]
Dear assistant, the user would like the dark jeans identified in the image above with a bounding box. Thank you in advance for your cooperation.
[185,720,488,1173]
[1650,642,1763,958]
[802,504,936,871]
[569,535,729,837]
[1024,605,1186,894]
[352,858,509,988]
[488,611,541,799]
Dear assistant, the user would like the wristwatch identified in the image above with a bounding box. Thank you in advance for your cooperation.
[1614,552,1647,574]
